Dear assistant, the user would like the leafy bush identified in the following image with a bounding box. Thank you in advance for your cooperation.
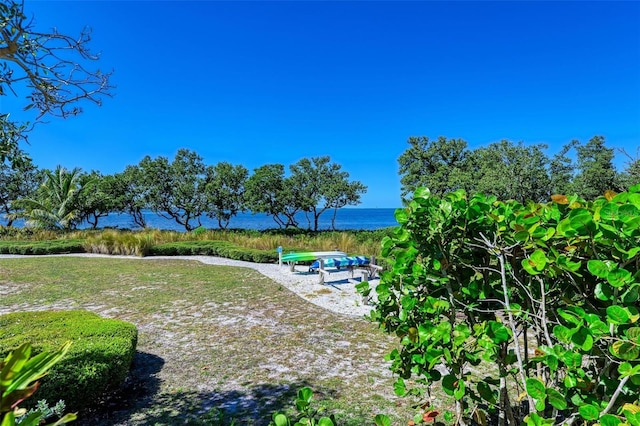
[0,310,138,412]
[0,341,76,426]
[150,240,279,263]
[269,387,393,426]
[0,240,85,255]
[360,187,640,425]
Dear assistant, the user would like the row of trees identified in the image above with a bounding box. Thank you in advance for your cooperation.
[0,149,367,231]
[398,136,639,203]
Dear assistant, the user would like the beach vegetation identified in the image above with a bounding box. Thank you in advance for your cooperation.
[360,186,640,425]
[398,135,634,204]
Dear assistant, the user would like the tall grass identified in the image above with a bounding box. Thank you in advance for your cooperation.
[84,230,155,256]
[3,226,395,258]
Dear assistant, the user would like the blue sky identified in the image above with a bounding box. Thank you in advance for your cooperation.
[4,1,640,208]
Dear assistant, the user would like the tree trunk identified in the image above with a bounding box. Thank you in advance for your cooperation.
[331,208,338,230]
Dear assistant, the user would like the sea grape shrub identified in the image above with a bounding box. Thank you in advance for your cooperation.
[359,186,640,425]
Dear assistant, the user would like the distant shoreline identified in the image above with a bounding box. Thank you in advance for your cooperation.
[6,208,400,232]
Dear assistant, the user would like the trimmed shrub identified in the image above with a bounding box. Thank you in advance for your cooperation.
[149,240,279,263]
[0,310,138,411]
[0,240,86,255]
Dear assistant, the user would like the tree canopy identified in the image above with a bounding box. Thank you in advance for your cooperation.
[398,135,633,203]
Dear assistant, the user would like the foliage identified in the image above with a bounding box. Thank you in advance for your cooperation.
[244,163,301,228]
[109,166,148,228]
[549,140,578,196]
[150,240,278,263]
[0,341,76,426]
[572,136,618,200]
[0,149,38,226]
[469,140,550,203]
[16,399,68,425]
[0,310,138,411]
[617,148,640,192]
[398,136,470,199]
[269,387,394,426]
[289,156,366,231]
[360,187,640,425]
[398,136,625,204]
[74,171,113,229]
[205,162,248,229]
[243,158,366,231]
[0,239,84,255]
[0,115,28,165]
[138,149,209,231]
[270,387,336,426]
[0,227,390,260]
[11,166,86,230]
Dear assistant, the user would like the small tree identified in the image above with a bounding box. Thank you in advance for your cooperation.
[138,149,209,231]
[205,162,248,229]
[0,148,38,226]
[572,136,618,199]
[75,171,114,229]
[244,164,300,228]
[289,156,367,231]
[12,166,85,229]
[109,166,148,229]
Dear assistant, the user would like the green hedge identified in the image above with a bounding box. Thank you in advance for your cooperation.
[0,310,138,411]
[0,240,86,255]
[150,240,279,263]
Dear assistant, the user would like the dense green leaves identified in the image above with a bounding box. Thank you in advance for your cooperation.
[362,187,640,425]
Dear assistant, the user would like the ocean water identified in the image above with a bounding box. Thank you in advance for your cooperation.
[80,208,400,231]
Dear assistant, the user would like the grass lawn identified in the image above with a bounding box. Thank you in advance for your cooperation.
[0,256,419,425]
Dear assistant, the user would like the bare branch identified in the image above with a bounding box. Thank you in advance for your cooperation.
[0,0,113,119]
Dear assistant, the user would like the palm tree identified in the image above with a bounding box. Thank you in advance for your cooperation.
[12,166,85,230]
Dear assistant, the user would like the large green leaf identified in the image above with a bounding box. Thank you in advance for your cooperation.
[488,321,511,343]
[595,283,611,301]
[599,414,624,426]
[272,413,290,426]
[607,267,632,287]
[607,305,631,324]
[453,379,465,400]
[393,377,406,397]
[569,208,595,234]
[610,341,640,361]
[553,325,573,344]
[587,259,610,278]
[5,341,71,395]
[373,414,392,426]
[442,374,457,396]
[523,412,555,426]
[623,285,640,304]
[317,417,335,426]
[579,404,601,421]
[525,377,546,400]
[546,388,567,410]
[599,202,619,221]
[571,326,594,351]
[626,327,640,342]
[619,204,640,223]
[477,381,496,404]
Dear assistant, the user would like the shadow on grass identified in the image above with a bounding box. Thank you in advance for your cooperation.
[77,351,335,425]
